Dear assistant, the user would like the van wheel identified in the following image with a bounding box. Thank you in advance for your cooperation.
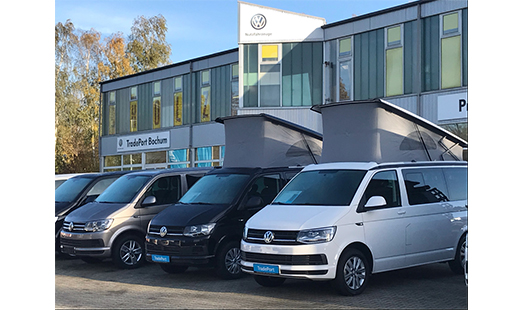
[254,275,286,287]
[216,241,242,279]
[112,234,145,269]
[333,249,370,296]
[449,233,467,274]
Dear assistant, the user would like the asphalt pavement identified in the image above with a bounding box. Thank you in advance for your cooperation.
[55,255,467,309]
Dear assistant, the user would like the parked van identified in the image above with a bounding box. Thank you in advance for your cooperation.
[55,171,130,253]
[60,167,211,268]
[240,161,467,295]
[145,166,302,279]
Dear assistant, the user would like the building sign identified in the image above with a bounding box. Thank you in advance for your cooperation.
[117,131,170,153]
[238,2,325,44]
[174,92,183,126]
[438,92,468,121]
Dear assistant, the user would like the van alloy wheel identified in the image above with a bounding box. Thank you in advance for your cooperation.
[344,256,366,290]
[333,249,370,296]
[225,247,242,275]
[120,239,143,266]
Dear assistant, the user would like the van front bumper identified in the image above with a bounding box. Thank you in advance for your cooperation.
[240,240,337,280]
[145,235,215,266]
[59,230,111,257]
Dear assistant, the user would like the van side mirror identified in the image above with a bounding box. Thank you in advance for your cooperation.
[364,196,387,208]
[142,196,157,206]
[245,196,264,209]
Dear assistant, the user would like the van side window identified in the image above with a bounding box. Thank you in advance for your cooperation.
[144,176,182,206]
[361,170,401,208]
[443,168,467,201]
[403,168,449,205]
[248,174,282,205]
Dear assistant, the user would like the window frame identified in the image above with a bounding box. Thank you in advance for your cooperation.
[358,170,401,211]
[385,24,404,97]
[258,44,282,107]
[337,36,353,101]
[440,10,463,90]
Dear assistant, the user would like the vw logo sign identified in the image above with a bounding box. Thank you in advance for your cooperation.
[251,14,267,30]
[118,139,123,147]
[68,222,74,232]
[263,231,274,244]
[159,226,168,238]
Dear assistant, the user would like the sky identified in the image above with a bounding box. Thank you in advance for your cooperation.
[55,0,414,64]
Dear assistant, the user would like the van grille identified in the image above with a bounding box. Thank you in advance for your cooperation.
[148,224,184,236]
[62,221,86,232]
[245,229,300,245]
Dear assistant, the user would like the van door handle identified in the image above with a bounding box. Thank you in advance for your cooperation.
[397,210,406,215]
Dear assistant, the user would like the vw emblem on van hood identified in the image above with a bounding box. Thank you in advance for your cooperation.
[68,222,74,232]
[251,14,267,30]
[263,231,274,243]
[159,226,168,238]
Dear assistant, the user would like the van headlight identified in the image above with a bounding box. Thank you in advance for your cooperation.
[297,226,336,244]
[84,219,114,232]
[183,223,216,237]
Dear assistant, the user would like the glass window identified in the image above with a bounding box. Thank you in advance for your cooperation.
[386,47,403,96]
[109,91,116,135]
[247,174,282,205]
[441,35,461,89]
[55,177,93,203]
[130,87,137,100]
[143,176,182,205]
[443,168,467,201]
[201,70,210,86]
[174,92,183,126]
[201,86,211,122]
[168,149,190,168]
[153,81,161,95]
[174,76,182,91]
[273,170,367,206]
[387,26,402,46]
[360,170,401,207]
[243,44,259,108]
[123,153,141,165]
[232,63,239,79]
[96,174,152,203]
[402,168,449,205]
[145,151,166,164]
[179,173,251,205]
[104,155,121,167]
[153,96,161,129]
[443,12,459,35]
[86,177,120,197]
[339,60,352,100]
[261,45,278,62]
[195,146,223,167]
[130,100,137,132]
[339,37,351,57]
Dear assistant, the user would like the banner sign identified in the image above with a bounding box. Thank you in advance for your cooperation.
[117,131,170,153]
[437,92,468,121]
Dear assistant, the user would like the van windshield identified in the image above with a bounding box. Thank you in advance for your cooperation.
[95,175,152,203]
[55,177,94,203]
[179,173,251,205]
[273,170,367,206]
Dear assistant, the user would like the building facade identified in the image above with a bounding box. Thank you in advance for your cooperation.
[99,0,468,171]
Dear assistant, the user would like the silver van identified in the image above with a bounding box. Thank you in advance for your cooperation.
[241,161,467,295]
[60,167,211,268]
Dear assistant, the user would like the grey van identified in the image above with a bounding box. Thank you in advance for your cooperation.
[60,167,211,268]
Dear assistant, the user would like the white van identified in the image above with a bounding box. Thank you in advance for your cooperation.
[240,161,467,295]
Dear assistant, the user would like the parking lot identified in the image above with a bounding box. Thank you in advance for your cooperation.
[55,255,467,309]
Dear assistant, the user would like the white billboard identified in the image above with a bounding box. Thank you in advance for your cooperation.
[438,92,468,121]
[238,1,325,44]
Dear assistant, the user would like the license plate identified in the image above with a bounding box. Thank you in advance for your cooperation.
[151,254,170,263]
[253,263,279,274]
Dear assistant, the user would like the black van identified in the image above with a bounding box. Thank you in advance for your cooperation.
[145,166,302,279]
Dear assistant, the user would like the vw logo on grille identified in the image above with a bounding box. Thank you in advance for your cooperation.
[251,14,267,30]
[68,222,74,232]
[159,226,168,238]
[263,231,274,243]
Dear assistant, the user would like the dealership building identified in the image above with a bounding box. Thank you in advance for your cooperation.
[99,0,468,171]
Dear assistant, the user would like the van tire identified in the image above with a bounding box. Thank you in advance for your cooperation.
[254,275,286,287]
[333,248,370,296]
[448,233,467,274]
[112,233,145,269]
[216,241,242,279]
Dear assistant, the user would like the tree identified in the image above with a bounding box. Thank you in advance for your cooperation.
[127,15,171,72]
[99,32,136,80]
